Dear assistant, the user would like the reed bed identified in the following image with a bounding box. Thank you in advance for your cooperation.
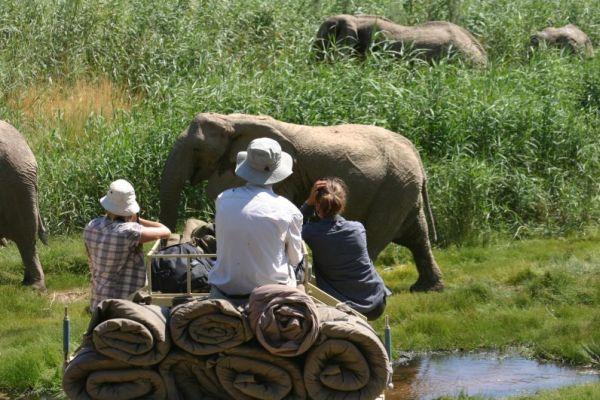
[0,0,597,245]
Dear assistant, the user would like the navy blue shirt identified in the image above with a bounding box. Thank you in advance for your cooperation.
[301,204,388,314]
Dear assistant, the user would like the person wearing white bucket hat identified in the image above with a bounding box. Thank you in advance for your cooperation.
[84,179,171,310]
[208,138,304,300]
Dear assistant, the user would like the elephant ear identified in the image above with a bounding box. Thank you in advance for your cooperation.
[335,16,359,47]
[223,116,303,202]
[194,113,235,154]
[208,116,300,202]
[223,116,297,168]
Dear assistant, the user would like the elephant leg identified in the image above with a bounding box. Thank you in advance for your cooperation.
[394,208,444,292]
[364,205,410,261]
[16,239,46,290]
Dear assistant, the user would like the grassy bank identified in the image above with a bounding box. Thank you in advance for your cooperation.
[443,382,600,399]
[375,235,600,365]
[0,238,89,397]
[0,0,598,245]
[0,235,598,397]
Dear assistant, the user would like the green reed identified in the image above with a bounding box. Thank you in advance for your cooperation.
[0,0,597,245]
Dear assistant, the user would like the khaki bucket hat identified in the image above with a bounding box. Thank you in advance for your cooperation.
[235,138,293,185]
[100,179,140,217]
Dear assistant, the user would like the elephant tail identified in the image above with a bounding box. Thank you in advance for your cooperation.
[37,210,48,246]
[422,177,438,243]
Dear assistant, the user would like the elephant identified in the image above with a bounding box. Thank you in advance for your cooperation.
[160,113,443,292]
[313,14,487,67]
[0,120,47,290]
[530,24,594,57]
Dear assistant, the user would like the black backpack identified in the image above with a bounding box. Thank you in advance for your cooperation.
[150,243,213,293]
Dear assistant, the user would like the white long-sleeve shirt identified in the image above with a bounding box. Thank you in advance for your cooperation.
[208,184,303,295]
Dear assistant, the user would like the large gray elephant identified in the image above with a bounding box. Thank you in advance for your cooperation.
[0,120,47,289]
[313,14,487,66]
[160,113,443,292]
[530,24,594,57]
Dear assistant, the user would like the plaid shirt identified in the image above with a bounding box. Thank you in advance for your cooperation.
[84,216,144,309]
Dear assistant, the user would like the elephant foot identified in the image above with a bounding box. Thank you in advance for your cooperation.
[22,278,47,291]
[410,278,444,293]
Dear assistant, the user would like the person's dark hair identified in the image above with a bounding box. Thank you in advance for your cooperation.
[316,177,347,218]
[106,212,135,223]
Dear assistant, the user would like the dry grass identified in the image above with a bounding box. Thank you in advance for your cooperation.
[46,289,88,306]
[7,78,135,143]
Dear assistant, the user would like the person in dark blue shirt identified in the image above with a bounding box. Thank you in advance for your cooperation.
[301,178,390,320]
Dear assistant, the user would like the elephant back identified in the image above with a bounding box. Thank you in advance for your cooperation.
[0,120,38,171]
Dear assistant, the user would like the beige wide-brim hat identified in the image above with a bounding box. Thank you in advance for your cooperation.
[235,138,293,185]
[100,179,140,217]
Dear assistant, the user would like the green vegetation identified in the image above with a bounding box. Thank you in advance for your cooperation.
[0,0,599,398]
[0,0,598,244]
[375,235,600,366]
[0,238,89,397]
[0,235,598,397]
[514,383,600,400]
[437,382,600,399]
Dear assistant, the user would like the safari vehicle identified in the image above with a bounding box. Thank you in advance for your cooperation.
[146,240,392,400]
[142,238,393,399]
[62,239,392,399]
[141,239,368,321]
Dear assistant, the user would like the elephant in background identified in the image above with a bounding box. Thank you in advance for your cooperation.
[160,113,444,292]
[530,24,594,57]
[313,14,488,67]
[0,120,47,290]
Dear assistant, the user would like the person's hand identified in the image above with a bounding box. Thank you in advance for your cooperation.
[306,180,327,206]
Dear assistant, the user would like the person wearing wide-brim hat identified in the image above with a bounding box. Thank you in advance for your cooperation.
[208,138,304,302]
[84,179,171,310]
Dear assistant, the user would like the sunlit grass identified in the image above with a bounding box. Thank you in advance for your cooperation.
[441,382,600,399]
[374,234,600,366]
[0,0,597,243]
[6,78,135,146]
[0,0,598,398]
[0,238,89,397]
[1,234,599,397]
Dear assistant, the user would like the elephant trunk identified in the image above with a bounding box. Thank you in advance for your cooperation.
[159,139,193,231]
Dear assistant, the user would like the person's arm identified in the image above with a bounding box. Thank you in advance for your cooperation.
[302,180,327,223]
[286,212,304,267]
[300,203,315,223]
[138,217,171,243]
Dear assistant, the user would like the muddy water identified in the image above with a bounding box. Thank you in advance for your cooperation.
[386,353,599,399]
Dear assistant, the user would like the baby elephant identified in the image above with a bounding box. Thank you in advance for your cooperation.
[530,24,594,57]
[314,14,488,66]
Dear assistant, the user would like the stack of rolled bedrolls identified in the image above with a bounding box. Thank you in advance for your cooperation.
[63,285,392,400]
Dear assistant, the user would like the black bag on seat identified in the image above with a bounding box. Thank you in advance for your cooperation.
[150,243,213,293]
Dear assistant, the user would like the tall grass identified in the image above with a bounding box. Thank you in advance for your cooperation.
[0,0,598,244]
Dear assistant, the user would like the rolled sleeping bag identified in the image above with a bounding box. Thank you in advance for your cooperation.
[247,284,319,357]
[88,299,171,366]
[62,347,166,400]
[159,349,228,400]
[303,306,392,400]
[170,298,253,355]
[216,344,307,400]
